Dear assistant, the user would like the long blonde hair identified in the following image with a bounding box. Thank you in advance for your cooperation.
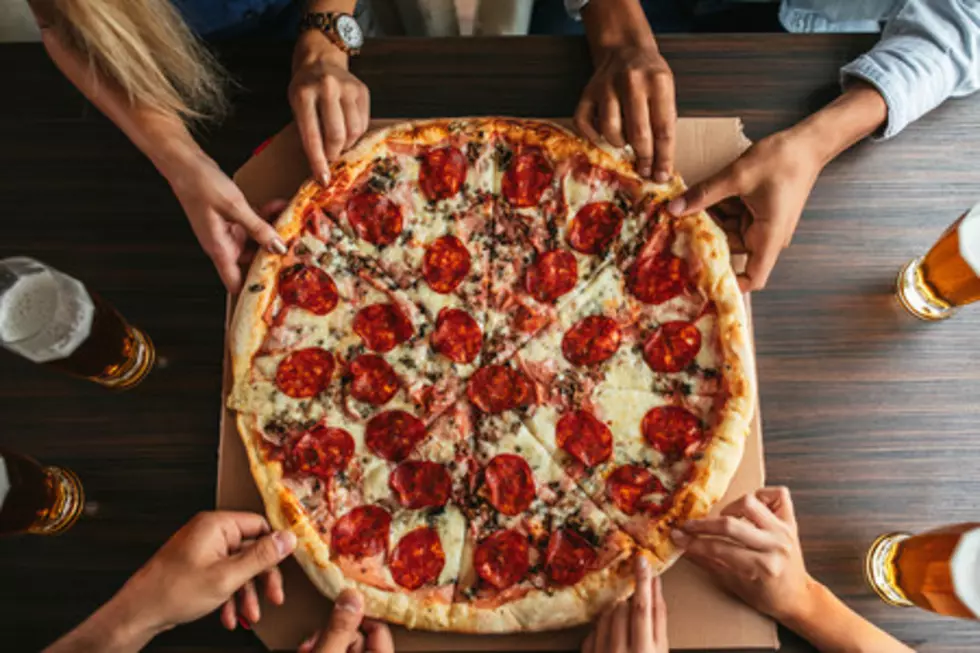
[48,0,228,121]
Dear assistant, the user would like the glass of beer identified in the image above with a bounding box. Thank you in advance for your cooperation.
[865,523,980,620]
[897,203,980,320]
[0,257,155,389]
[0,448,84,536]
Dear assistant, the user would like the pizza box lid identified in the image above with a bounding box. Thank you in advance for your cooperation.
[218,117,777,651]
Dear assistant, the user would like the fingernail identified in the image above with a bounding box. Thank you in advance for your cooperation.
[667,198,686,216]
[320,172,330,186]
[639,165,651,178]
[654,171,670,183]
[637,553,649,570]
[238,616,252,630]
[273,530,297,557]
[670,529,691,546]
[336,590,362,613]
[269,238,288,255]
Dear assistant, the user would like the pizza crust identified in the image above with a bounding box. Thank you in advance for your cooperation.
[228,117,756,633]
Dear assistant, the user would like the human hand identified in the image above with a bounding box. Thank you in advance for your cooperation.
[667,129,824,292]
[671,487,816,622]
[115,511,296,635]
[167,151,287,292]
[575,44,676,181]
[290,32,370,185]
[581,554,668,653]
[298,589,394,653]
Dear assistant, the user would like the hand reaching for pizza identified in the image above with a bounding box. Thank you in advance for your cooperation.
[298,590,395,653]
[290,32,370,186]
[575,43,676,182]
[671,487,814,621]
[115,511,296,634]
[581,554,668,653]
[167,152,288,293]
[667,129,824,292]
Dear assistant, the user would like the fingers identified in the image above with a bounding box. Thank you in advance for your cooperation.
[624,86,653,178]
[238,579,261,624]
[681,515,780,552]
[319,93,347,163]
[650,88,676,183]
[362,618,395,653]
[312,590,366,653]
[293,89,330,185]
[652,576,667,648]
[574,97,603,146]
[224,191,288,255]
[667,166,739,217]
[259,199,290,222]
[722,492,786,533]
[341,95,363,150]
[609,600,629,653]
[676,531,762,574]
[630,554,655,653]
[580,630,596,653]
[220,599,237,630]
[219,530,296,591]
[594,603,614,653]
[756,486,796,525]
[264,565,286,606]
[599,93,626,148]
[219,511,273,542]
[347,631,365,653]
[738,219,784,292]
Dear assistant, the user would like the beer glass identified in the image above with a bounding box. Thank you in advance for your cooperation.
[865,523,980,620]
[897,203,980,320]
[0,257,155,389]
[0,448,84,536]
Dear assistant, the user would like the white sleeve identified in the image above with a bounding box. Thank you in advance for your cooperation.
[840,0,980,139]
[564,0,591,20]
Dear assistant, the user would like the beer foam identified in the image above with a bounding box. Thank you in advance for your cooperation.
[951,527,980,619]
[959,204,980,277]
[0,457,8,513]
[0,263,94,363]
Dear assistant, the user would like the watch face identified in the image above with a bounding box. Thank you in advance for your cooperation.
[335,15,364,49]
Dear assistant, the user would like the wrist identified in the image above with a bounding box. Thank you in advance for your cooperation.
[89,587,166,652]
[294,30,349,72]
[582,0,657,60]
[777,576,829,631]
[793,82,887,167]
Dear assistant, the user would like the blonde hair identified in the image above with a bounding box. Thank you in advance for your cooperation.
[49,0,228,121]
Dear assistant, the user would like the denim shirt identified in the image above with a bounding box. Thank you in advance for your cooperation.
[569,0,980,139]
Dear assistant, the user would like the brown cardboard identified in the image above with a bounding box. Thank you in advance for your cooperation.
[218,118,775,651]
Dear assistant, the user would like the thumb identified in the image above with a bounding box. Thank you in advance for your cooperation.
[312,590,365,653]
[219,530,296,590]
[667,166,740,217]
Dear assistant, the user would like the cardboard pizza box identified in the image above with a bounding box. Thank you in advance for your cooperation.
[218,117,776,651]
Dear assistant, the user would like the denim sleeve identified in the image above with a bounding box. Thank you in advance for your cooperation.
[840,0,980,140]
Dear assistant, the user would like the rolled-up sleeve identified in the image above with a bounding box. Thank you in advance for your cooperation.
[840,0,980,139]
[565,0,590,20]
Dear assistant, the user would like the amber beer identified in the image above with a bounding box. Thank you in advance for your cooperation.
[0,449,84,535]
[897,203,980,320]
[0,257,154,388]
[865,524,980,619]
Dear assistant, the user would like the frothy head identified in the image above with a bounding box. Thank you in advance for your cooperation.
[0,270,58,344]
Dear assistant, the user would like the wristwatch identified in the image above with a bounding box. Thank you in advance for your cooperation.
[300,12,364,56]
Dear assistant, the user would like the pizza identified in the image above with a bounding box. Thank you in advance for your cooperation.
[228,118,754,633]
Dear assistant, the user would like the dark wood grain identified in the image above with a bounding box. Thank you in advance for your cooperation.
[1,35,978,653]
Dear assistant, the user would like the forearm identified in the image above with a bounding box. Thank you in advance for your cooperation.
[782,582,913,653]
[581,0,657,57]
[789,82,888,168]
[44,592,161,653]
[39,26,204,183]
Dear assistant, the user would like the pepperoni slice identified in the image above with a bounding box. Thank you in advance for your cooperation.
[484,454,535,516]
[365,410,426,461]
[348,354,399,405]
[286,425,354,479]
[526,250,578,303]
[606,465,666,516]
[562,316,621,367]
[418,146,467,201]
[278,265,338,315]
[353,303,414,353]
[466,365,534,413]
[389,526,446,590]
[389,461,452,509]
[567,202,625,255]
[331,506,391,558]
[545,529,598,586]
[555,410,613,467]
[275,348,335,398]
[346,189,403,246]
[423,235,471,294]
[502,147,554,208]
[431,308,482,364]
[474,529,531,590]
[628,254,690,305]
[643,321,701,373]
[642,405,704,457]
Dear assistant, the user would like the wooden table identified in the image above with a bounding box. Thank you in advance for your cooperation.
[1,35,978,653]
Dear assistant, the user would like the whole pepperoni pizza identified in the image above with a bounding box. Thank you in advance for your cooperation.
[228,118,754,632]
